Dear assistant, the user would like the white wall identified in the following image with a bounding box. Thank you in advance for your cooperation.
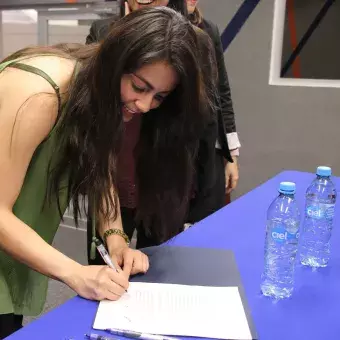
[2,22,90,58]
[199,0,340,198]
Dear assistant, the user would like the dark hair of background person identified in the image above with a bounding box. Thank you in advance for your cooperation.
[119,0,188,17]
[2,7,214,242]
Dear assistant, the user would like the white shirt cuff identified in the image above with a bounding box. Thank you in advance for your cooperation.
[230,148,240,157]
[227,132,241,150]
[215,132,241,155]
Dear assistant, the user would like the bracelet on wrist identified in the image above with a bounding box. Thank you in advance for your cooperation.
[103,228,130,246]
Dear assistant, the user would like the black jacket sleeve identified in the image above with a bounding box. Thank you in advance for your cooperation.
[201,19,237,134]
[86,21,98,44]
[199,19,233,162]
[86,16,119,44]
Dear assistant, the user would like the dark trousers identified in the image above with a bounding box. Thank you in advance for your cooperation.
[212,150,227,210]
[187,149,226,223]
[0,314,23,339]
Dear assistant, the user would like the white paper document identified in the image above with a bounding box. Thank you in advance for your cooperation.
[93,282,252,340]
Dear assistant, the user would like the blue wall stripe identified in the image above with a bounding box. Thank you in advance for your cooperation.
[221,0,261,51]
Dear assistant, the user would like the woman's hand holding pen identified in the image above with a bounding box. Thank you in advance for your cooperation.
[107,236,149,277]
[111,246,149,277]
[65,265,129,301]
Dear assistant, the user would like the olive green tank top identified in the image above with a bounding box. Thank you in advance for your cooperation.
[0,56,76,316]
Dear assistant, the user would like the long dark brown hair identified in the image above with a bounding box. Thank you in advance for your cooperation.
[3,7,216,242]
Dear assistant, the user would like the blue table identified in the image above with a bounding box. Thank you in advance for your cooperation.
[7,171,340,340]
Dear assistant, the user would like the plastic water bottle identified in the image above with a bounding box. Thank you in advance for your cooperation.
[261,182,301,299]
[300,166,337,268]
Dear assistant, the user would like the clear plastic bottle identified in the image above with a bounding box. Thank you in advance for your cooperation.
[261,182,301,299]
[300,166,337,268]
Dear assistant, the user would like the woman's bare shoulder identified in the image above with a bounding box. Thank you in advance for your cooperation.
[0,55,77,98]
[0,55,77,139]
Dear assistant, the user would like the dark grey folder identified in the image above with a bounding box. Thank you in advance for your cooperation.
[130,245,257,340]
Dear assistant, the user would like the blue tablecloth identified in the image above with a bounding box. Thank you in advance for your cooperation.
[7,171,340,340]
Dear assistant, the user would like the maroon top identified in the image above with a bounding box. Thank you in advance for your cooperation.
[116,116,142,209]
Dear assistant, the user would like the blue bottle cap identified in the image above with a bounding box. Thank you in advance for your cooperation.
[316,166,331,177]
[279,182,296,194]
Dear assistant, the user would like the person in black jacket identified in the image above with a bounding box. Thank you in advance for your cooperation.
[187,0,241,207]
[86,0,188,44]
[85,0,230,264]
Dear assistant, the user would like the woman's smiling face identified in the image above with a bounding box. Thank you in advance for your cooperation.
[127,0,170,12]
